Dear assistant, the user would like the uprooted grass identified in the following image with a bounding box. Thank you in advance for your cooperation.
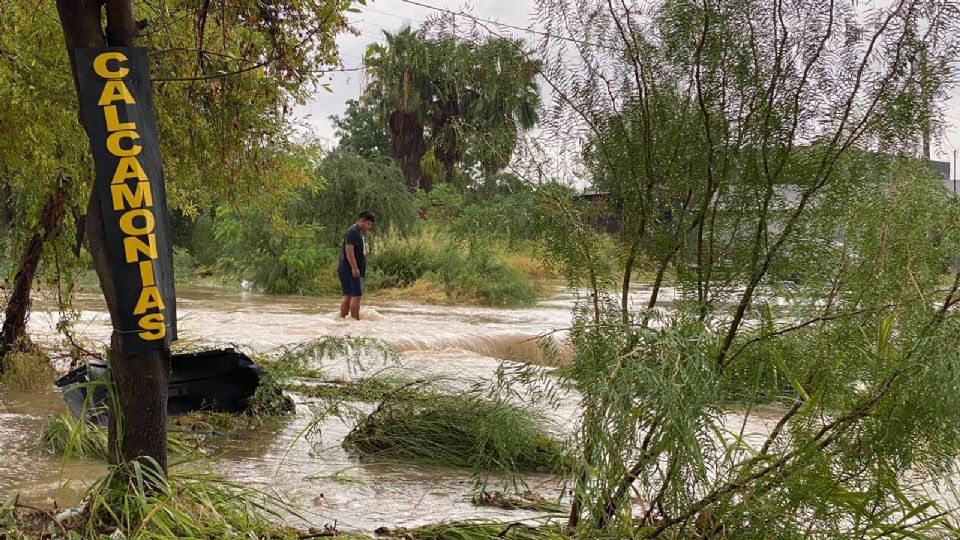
[389,521,569,540]
[343,389,569,475]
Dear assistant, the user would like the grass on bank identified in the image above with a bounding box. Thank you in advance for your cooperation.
[343,389,569,475]
[2,459,305,539]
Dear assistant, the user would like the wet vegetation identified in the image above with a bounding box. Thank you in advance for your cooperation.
[286,376,418,403]
[344,391,568,475]
[0,347,55,393]
[390,522,568,540]
[40,413,109,460]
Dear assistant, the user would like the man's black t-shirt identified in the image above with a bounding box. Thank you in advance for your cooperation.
[337,224,366,277]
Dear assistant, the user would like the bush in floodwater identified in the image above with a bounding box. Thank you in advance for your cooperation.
[367,231,439,288]
[0,346,54,393]
[344,391,568,474]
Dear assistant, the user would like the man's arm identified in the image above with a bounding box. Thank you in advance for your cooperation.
[345,244,360,278]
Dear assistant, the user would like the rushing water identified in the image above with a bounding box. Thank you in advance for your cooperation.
[3,285,955,531]
[2,285,584,531]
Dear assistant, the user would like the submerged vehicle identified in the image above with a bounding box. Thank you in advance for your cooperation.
[56,348,266,425]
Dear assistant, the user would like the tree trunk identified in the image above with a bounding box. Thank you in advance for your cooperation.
[1,178,16,263]
[388,110,428,192]
[55,0,171,472]
[0,180,70,365]
[1,180,14,231]
[432,101,461,188]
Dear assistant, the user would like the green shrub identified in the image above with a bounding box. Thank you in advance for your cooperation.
[185,212,219,267]
[432,247,537,307]
[414,182,464,221]
[369,232,438,288]
[172,246,196,283]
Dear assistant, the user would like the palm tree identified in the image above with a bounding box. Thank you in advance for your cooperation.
[459,37,541,182]
[364,27,432,191]
[364,29,541,192]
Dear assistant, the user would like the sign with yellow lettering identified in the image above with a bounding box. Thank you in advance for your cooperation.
[73,47,177,355]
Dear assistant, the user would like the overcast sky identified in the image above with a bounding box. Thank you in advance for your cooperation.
[294,0,960,177]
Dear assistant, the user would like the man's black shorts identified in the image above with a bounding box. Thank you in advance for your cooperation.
[338,269,363,297]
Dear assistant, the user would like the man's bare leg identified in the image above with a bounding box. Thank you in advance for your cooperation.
[350,297,362,320]
[340,296,351,318]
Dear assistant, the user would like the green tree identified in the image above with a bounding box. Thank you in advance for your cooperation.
[311,149,416,244]
[1,0,356,372]
[521,0,960,535]
[0,2,92,365]
[364,27,541,191]
[331,98,390,157]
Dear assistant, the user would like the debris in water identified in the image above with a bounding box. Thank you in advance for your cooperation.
[472,490,563,512]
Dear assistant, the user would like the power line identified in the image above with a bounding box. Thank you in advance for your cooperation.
[358,3,430,26]
[394,0,618,50]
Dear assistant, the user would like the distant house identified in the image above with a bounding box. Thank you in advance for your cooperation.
[573,191,620,234]
[931,160,955,194]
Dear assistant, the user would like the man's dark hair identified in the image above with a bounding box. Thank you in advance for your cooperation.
[358,210,375,223]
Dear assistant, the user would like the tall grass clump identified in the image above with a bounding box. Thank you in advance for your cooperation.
[41,412,108,459]
[344,390,568,475]
[367,231,439,288]
[79,459,299,539]
[42,413,195,459]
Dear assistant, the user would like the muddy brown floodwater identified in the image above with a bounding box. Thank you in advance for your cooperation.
[2,285,954,531]
[2,285,583,530]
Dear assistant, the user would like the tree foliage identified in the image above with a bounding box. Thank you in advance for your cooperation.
[14,0,358,471]
[363,27,541,191]
[331,97,390,157]
[516,0,960,535]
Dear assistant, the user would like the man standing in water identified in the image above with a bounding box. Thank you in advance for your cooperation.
[338,211,375,320]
